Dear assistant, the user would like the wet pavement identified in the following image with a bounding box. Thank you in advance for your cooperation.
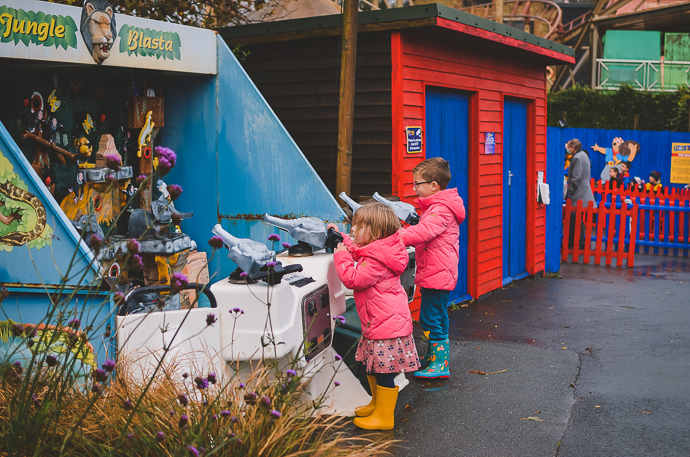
[357,254,690,456]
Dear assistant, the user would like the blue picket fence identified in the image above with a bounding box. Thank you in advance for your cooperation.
[546,127,690,272]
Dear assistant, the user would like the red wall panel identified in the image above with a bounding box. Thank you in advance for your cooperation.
[393,31,549,301]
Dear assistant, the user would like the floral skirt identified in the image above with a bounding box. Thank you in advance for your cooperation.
[355,334,421,374]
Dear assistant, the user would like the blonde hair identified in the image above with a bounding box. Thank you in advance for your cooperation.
[351,203,401,245]
[413,157,451,189]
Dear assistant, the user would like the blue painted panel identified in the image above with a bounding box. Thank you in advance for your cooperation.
[503,100,527,280]
[425,90,469,303]
[214,38,345,220]
[547,127,690,192]
[0,122,99,287]
[545,128,565,273]
[162,37,345,280]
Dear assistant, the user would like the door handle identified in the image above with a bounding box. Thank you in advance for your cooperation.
[508,171,514,186]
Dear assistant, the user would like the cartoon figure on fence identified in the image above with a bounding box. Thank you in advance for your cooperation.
[592,137,641,182]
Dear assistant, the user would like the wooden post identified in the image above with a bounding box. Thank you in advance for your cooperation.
[335,0,358,199]
[495,0,504,24]
[590,25,599,89]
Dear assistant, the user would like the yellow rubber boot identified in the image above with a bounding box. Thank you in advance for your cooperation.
[355,375,378,417]
[352,385,399,430]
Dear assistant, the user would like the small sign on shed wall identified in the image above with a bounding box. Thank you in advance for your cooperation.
[406,126,422,153]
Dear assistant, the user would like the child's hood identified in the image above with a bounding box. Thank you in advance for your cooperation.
[416,188,466,224]
[350,232,408,276]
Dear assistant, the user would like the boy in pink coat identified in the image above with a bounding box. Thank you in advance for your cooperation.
[399,157,466,379]
[333,203,420,430]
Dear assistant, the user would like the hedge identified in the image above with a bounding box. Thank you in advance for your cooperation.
[547,85,690,132]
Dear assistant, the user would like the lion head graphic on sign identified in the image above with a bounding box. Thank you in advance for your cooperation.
[80,0,117,65]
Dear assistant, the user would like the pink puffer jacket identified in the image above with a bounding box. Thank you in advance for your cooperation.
[399,188,466,290]
[334,232,413,340]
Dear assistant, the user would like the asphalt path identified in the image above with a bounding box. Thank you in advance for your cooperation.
[350,254,690,457]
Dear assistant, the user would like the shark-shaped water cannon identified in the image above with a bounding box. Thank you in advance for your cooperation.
[338,192,362,215]
[212,224,304,284]
[212,224,274,276]
[263,214,343,256]
[372,192,420,225]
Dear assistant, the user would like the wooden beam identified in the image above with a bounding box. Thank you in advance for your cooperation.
[336,0,358,198]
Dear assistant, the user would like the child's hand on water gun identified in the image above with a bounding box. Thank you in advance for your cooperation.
[326,223,340,232]
[334,242,348,254]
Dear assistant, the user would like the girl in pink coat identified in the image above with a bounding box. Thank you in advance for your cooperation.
[333,203,420,430]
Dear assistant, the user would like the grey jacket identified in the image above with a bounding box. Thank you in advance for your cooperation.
[567,151,596,207]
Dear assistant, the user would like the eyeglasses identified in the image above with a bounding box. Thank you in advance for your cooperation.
[413,181,432,188]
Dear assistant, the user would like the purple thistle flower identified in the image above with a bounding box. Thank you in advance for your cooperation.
[228,432,236,438]
[32,394,40,406]
[92,383,101,394]
[266,261,277,268]
[208,235,224,250]
[212,414,218,420]
[285,369,297,377]
[113,291,125,306]
[244,392,258,405]
[67,318,80,329]
[206,313,217,326]
[202,399,208,406]
[156,431,165,441]
[334,381,341,387]
[239,272,248,278]
[231,307,244,315]
[220,410,231,417]
[169,410,175,416]
[167,184,183,201]
[103,359,116,372]
[231,416,239,423]
[46,355,58,367]
[129,254,143,272]
[186,445,199,457]
[207,373,217,384]
[122,399,133,410]
[170,272,189,294]
[89,234,102,252]
[105,173,117,185]
[11,324,24,336]
[126,433,134,440]
[178,393,189,406]
[127,238,140,254]
[269,409,282,419]
[260,395,271,409]
[106,156,121,172]
[239,382,246,389]
[194,377,209,390]
[334,354,342,361]
[334,315,346,325]
[268,233,281,242]
[282,242,291,249]
[179,414,189,427]
[136,174,148,185]
[155,146,177,176]
[92,368,107,383]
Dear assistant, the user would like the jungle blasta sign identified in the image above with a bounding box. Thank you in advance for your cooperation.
[0,5,77,50]
[0,0,216,74]
[120,24,181,60]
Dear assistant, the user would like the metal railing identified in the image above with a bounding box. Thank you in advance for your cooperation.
[596,59,690,91]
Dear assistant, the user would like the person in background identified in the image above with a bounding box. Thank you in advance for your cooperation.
[646,170,662,192]
[566,139,596,249]
[619,161,632,189]
[608,166,622,190]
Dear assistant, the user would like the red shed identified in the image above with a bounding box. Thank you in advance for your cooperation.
[219,4,574,312]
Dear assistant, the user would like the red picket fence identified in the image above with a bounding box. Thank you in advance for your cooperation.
[591,179,690,204]
[562,199,638,267]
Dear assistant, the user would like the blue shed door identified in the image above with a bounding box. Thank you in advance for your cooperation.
[425,89,469,303]
[503,99,528,284]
